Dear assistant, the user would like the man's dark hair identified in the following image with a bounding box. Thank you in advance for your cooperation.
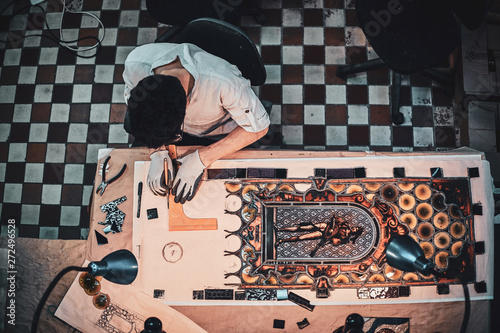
[126,74,186,148]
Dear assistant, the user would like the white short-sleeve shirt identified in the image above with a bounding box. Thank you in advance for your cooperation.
[123,43,270,137]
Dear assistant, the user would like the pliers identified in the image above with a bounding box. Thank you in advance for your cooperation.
[95,155,127,196]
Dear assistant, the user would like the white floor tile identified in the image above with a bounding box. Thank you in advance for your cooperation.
[413,127,434,147]
[90,104,111,123]
[369,86,390,105]
[282,85,303,104]
[120,10,139,27]
[370,126,392,146]
[21,205,40,225]
[137,27,156,46]
[64,164,85,184]
[326,126,347,145]
[0,86,16,103]
[3,183,22,203]
[304,105,325,125]
[60,206,82,226]
[34,84,53,103]
[115,47,135,64]
[0,124,10,142]
[325,46,345,65]
[55,66,76,84]
[39,48,59,65]
[411,87,432,106]
[82,185,94,205]
[67,123,89,143]
[3,49,21,66]
[265,65,281,84]
[24,163,44,183]
[261,27,282,45]
[348,146,370,151]
[12,104,32,122]
[18,66,37,84]
[304,65,325,84]
[94,65,115,83]
[283,9,303,27]
[72,84,93,103]
[108,124,130,143]
[86,144,108,163]
[270,105,282,125]
[304,27,324,45]
[347,105,369,125]
[45,143,66,163]
[39,227,59,239]
[8,143,27,162]
[282,125,303,145]
[324,9,344,27]
[112,84,126,103]
[304,0,323,8]
[50,104,70,122]
[102,30,119,47]
[283,46,303,64]
[0,163,5,182]
[102,0,122,10]
[326,85,346,104]
[41,184,62,205]
[29,123,49,142]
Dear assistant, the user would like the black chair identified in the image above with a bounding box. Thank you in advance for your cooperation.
[170,17,267,87]
[124,18,271,144]
[146,0,267,43]
[335,0,489,125]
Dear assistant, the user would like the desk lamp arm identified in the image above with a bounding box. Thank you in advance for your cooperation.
[31,266,91,333]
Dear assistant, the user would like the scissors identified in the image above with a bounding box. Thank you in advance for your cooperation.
[96,155,127,196]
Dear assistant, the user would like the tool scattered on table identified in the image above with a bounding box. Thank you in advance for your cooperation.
[98,196,127,234]
[94,230,108,245]
[288,292,315,311]
[137,181,143,218]
[273,319,285,329]
[297,318,310,329]
[96,155,127,196]
[147,208,158,220]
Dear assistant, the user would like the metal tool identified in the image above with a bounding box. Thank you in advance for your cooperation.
[96,156,127,196]
[137,181,143,218]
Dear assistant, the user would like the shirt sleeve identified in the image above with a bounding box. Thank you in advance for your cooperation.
[122,60,151,105]
[219,77,270,133]
[122,65,134,104]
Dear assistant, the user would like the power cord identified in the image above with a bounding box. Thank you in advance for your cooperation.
[0,0,105,58]
[57,0,105,53]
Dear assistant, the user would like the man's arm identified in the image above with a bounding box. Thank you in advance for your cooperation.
[171,125,268,203]
[198,125,268,166]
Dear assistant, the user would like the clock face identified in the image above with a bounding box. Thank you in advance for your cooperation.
[163,242,183,263]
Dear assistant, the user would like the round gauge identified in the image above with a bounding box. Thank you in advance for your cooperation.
[163,242,183,263]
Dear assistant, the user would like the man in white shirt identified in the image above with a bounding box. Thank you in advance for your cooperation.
[123,43,270,203]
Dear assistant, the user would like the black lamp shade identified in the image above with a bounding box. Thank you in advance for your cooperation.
[88,249,138,285]
[386,235,434,274]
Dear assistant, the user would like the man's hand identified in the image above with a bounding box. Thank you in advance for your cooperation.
[148,150,174,196]
[172,150,206,204]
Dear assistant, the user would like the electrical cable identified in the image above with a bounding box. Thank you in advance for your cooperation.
[0,0,105,58]
[57,0,105,53]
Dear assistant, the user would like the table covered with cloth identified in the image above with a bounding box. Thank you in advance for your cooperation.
[51,147,494,333]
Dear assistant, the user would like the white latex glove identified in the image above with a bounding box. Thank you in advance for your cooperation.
[172,150,206,204]
[148,150,174,196]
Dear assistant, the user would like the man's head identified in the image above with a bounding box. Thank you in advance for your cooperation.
[126,74,186,148]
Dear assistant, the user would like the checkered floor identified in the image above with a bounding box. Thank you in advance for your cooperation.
[0,0,459,239]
